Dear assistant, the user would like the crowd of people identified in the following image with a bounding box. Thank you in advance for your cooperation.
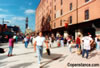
[23,32,100,58]
[21,32,100,67]
[0,32,100,68]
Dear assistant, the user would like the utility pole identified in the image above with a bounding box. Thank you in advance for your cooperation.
[2,18,5,32]
[2,18,4,25]
[26,17,28,29]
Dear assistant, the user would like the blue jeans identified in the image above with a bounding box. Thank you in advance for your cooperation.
[25,41,28,48]
[60,40,64,47]
[76,44,79,48]
[82,49,89,58]
[36,46,43,64]
[8,46,13,55]
[16,39,18,43]
[96,43,100,50]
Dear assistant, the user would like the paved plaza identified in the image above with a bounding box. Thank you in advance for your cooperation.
[0,42,100,68]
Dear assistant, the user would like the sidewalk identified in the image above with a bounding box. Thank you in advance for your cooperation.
[42,43,100,68]
[0,42,100,68]
[47,49,100,68]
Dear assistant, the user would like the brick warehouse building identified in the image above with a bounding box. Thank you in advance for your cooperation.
[35,0,100,39]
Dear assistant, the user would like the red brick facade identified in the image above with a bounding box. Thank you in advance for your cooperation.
[35,0,100,37]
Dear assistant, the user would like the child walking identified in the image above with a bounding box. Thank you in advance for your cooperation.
[8,36,14,57]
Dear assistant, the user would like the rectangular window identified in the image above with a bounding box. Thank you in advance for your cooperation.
[61,0,63,5]
[61,9,63,15]
[60,20,62,26]
[69,16,72,24]
[54,14,56,18]
[70,3,72,10]
[85,9,89,20]
[85,0,89,2]
[50,10,51,13]
[54,23,56,28]
[47,15,51,22]
[54,5,56,10]
[50,2,52,6]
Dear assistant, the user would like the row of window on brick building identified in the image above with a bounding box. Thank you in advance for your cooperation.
[53,0,90,28]
[47,0,90,13]
[41,0,90,19]
[53,0,89,3]
[54,10,89,28]
[42,0,90,27]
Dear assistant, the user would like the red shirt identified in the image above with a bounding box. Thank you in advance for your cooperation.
[9,38,14,47]
[76,37,80,45]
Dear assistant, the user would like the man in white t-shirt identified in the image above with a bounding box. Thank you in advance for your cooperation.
[34,32,48,67]
[82,34,93,59]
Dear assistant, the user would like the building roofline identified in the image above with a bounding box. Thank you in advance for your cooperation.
[36,0,42,11]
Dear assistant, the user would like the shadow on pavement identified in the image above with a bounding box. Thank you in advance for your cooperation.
[89,52,97,59]
[0,43,8,46]
[10,62,34,68]
[59,55,68,62]
[0,45,18,49]
[42,65,50,68]
[50,46,59,49]
[43,53,62,59]
[15,52,34,56]
[41,53,63,68]
[0,60,18,67]
[0,55,8,60]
